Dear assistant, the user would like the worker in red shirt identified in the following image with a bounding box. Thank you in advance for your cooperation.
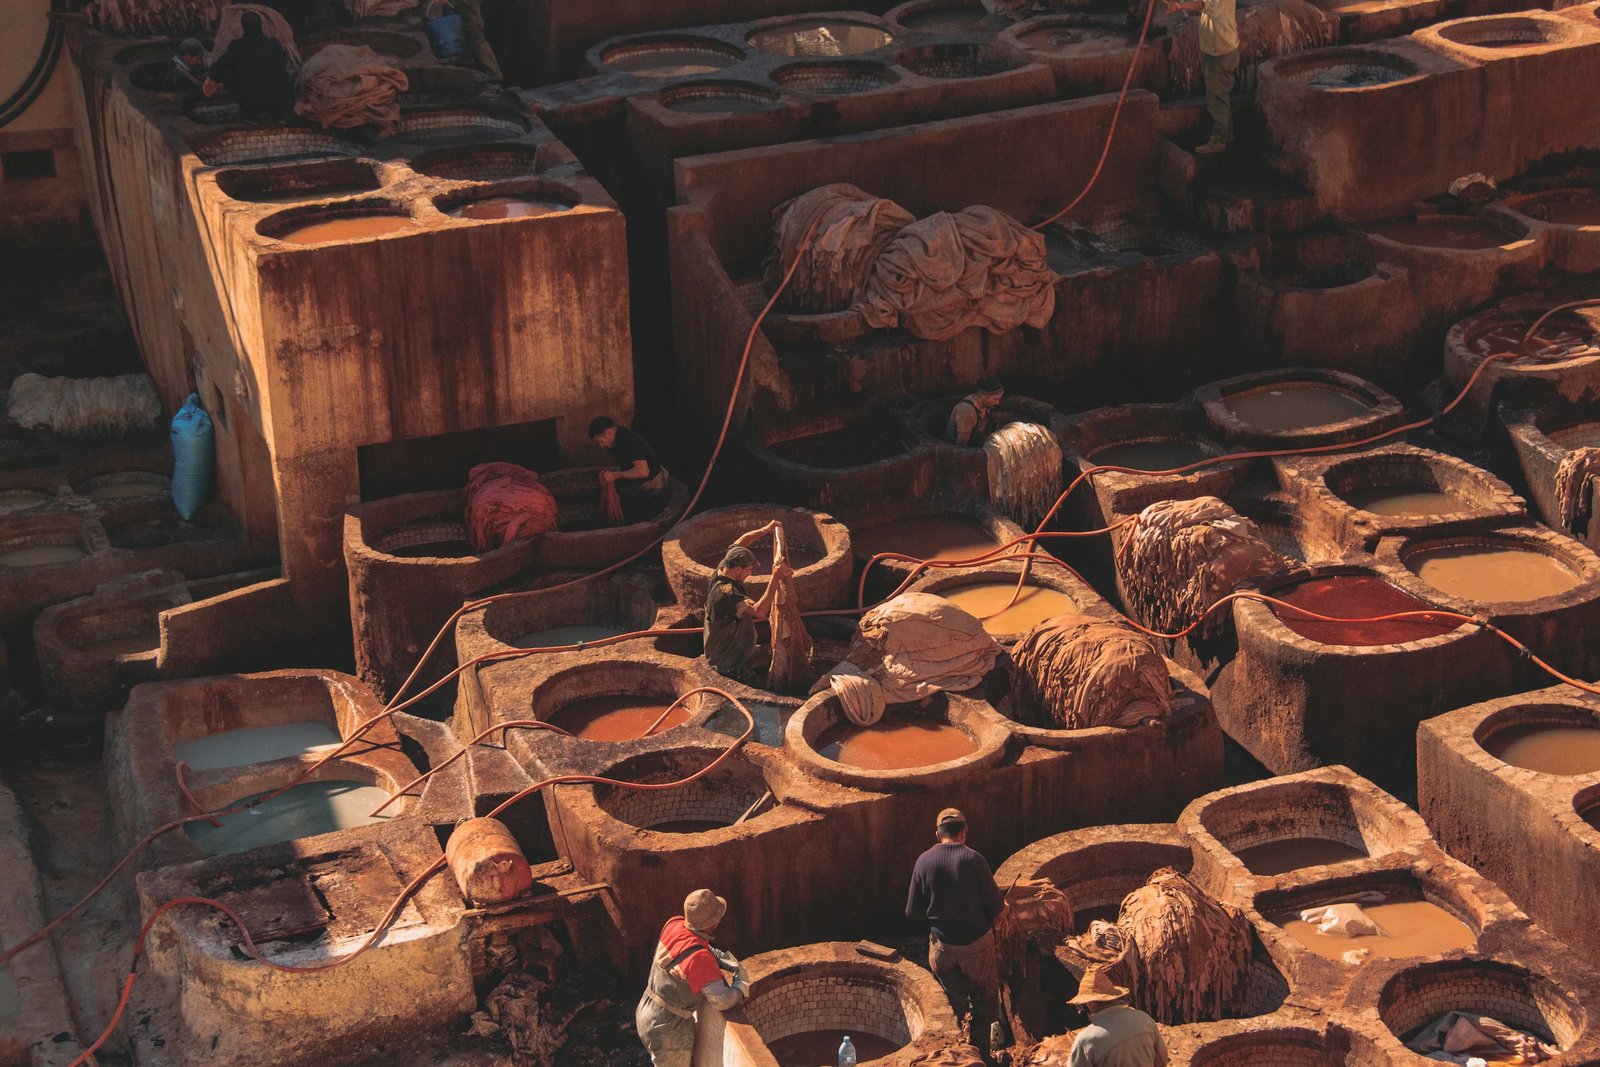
[636,889,749,1066]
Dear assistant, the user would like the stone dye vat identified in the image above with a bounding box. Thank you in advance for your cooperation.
[522,656,717,746]
[908,559,1115,644]
[596,35,747,78]
[888,0,1013,35]
[696,943,961,1066]
[1500,186,1600,273]
[661,503,854,609]
[1443,303,1600,441]
[1197,368,1405,450]
[1213,565,1508,792]
[72,469,170,504]
[1420,686,1600,963]
[743,403,932,515]
[747,16,895,56]
[1502,406,1600,548]
[104,670,419,870]
[1002,11,1167,96]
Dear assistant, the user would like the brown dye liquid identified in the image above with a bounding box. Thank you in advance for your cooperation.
[941,583,1080,635]
[1270,574,1454,646]
[386,539,474,559]
[1018,26,1126,51]
[277,215,415,245]
[449,197,570,220]
[1340,487,1468,516]
[1089,438,1211,471]
[1410,544,1580,603]
[648,819,729,833]
[550,696,687,741]
[766,1031,904,1066]
[607,51,736,77]
[816,713,977,769]
[1222,385,1372,430]
[1364,218,1509,250]
[1484,723,1600,775]
[768,423,907,469]
[1233,837,1369,875]
[852,516,1001,563]
[1531,192,1600,226]
[1276,897,1476,960]
[78,632,159,657]
[0,545,87,566]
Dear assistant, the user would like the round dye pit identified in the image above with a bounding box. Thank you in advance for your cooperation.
[940,581,1081,636]
[1363,217,1514,250]
[767,422,909,469]
[1436,15,1559,47]
[815,710,978,770]
[1089,437,1212,471]
[0,488,53,513]
[1306,59,1415,88]
[742,962,928,1067]
[898,4,1012,34]
[1378,961,1581,1059]
[271,213,417,245]
[1222,383,1372,431]
[172,721,343,772]
[1582,791,1600,833]
[0,544,87,567]
[1273,894,1476,961]
[1483,722,1600,775]
[184,780,394,855]
[446,196,572,220]
[386,110,530,145]
[1268,573,1456,646]
[374,519,475,559]
[215,160,381,204]
[76,472,169,502]
[1515,188,1600,227]
[602,39,743,77]
[1467,313,1596,363]
[548,695,689,742]
[1189,1029,1336,1066]
[1406,542,1580,603]
[771,62,898,94]
[597,749,772,833]
[515,624,629,649]
[412,144,543,182]
[852,514,1000,563]
[767,1032,902,1064]
[1337,485,1469,516]
[748,19,893,56]
[1233,837,1370,876]
[897,43,1019,78]
[660,81,782,113]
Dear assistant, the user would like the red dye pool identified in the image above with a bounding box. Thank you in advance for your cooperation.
[1269,574,1456,646]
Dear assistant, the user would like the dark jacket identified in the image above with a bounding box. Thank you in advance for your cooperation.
[208,33,295,121]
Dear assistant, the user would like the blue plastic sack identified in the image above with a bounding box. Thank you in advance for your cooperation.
[170,393,214,521]
[423,3,465,59]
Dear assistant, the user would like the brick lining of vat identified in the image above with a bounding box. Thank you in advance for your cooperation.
[410,143,546,181]
[744,970,921,1048]
[1188,1027,1331,1066]
[1376,960,1582,1051]
[1189,773,1410,870]
[373,519,471,555]
[190,129,362,166]
[895,44,1021,78]
[596,752,768,829]
[771,61,900,93]
[214,160,381,202]
[388,108,531,141]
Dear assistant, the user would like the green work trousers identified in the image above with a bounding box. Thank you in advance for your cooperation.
[1203,49,1239,146]
[930,929,999,1047]
[452,0,504,82]
[635,993,695,1067]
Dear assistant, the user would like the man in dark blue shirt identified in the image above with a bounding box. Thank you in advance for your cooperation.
[906,807,1005,1048]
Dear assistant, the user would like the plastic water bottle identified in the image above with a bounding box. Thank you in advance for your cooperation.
[837,1035,857,1067]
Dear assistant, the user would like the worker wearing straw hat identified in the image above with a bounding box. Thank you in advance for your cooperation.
[636,889,749,1066]
[1065,963,1168,1066]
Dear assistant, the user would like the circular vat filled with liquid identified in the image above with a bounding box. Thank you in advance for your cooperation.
[599,36,745,78]
[1400,535,1582,605]
[475,574,662,652]
[1257,872,1481,965]
[1435,14,1565,48]
[1259,231,1379,290]
[748,18,893,56]
[1189,1028,1345,1066]
[258,201,417,246]
[658,80,783,115]
[372,517,475,559]
[1507,187,1600,228]
[1271,47,1419,90]
[73,470,171,504]
[0,487,55,514]
[386,107,530,146]
[1222,381,1374,432]
[62,608,160,660]
[891,0,1014,35]
[910,562,1094,642]
[410,142,545,182]
[1088,436,1217,472]
[0,517,92,568]
[1460,307,1599,365]
[214,159,381,203]
[895,42,1022,77]
[662,504,853,610]
[771,60,899,94]
[1263,570,1458,647]
[786,689,1007,789]
[435,180,577,221]
[1007,834,1194,931]
[1196,778,1403,876]
[742,961,932,1064]
[530,659,707,743]
[1377,960,1583,1058]
[851,512,1008,566]
[1322,451,1505,519]
[1478,702,1600,776]
[762,417,912,471]
[1578,785,1600,833]
[1362,214,1524,251]
[190,128,361,167]
[595,746,778,834]
[183,775,399,855]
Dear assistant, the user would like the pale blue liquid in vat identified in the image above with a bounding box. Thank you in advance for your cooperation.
[172,721,341,772]
[184,781,392,855]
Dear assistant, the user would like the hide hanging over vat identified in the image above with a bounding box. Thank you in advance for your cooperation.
[767,184,914,313]
[1117,867,1253,1024]
[1123,497,1284,635]
[1555,447,1600,533]
[296,45,409,133]
[1010,613,1171,729]
[985,421,1063,529]
[826,592,1000,704]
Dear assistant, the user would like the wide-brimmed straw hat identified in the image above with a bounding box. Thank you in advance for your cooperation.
[1068,963,1131,1007]
[684,888,728,930]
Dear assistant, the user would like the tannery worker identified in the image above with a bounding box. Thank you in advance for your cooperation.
[161,39,209,94]
[1065,963,1168,1067]
[636,889,749,1067]
[946,376,1005,446]
[203,10,295,122]
[703,523,792,686]
[452,0,505,82]
[1165,0,1238,154]
[590,415,673,523]
[906,807,1005,1046]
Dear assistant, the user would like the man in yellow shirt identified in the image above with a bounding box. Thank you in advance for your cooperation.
[1165,0,1238,153]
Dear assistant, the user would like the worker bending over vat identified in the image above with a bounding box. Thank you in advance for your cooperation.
[591,415,673,523]
[947,377,1006,446]
[161,39,208,94]
[704,522,793,686]
[1166,0,1238,154]
[636,889,750,1067]
[204,11,295,122]
[1065,963,1169,1066]
[907,808,1005,1049]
